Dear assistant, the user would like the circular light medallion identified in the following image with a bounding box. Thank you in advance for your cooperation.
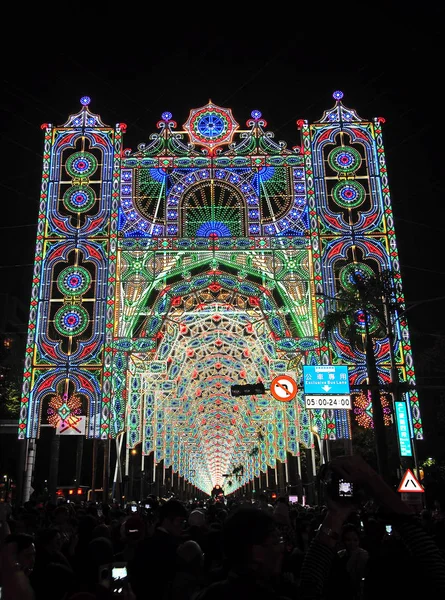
[58,266,92,297]
[65,152,98,178]
[339,263,375,293]
[196,112,226,139]
[332,180,366,209]
[63,185,96,212]
[184,104,238,149]
[349,309,380,335]
[54,304,89,336]
[328,146,361,173]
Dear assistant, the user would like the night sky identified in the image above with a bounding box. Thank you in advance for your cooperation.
[1,15,443,460]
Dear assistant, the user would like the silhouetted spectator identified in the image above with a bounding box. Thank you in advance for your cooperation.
[169,539,206,600]
[3,533,36,577]
[195,505,288,600]
[128,499,188,600]
[31,527,73,597]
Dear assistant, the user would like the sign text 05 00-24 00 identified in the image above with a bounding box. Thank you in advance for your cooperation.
[304,395,351,409]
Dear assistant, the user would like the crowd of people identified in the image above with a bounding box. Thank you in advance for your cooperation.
[1,454,445,599]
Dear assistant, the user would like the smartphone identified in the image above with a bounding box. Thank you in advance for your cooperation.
[145,503,151,509]
[386,525,392,535]
[111,563,128,595]
[130,505,137,512]
[338,479,354,497]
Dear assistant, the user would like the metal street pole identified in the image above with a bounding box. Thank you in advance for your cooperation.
[23,439,36,504]
[384,296,420,480]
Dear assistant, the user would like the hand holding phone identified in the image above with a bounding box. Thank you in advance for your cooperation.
[318,463,359,504]
[111,563,128,595]
[327,455,414,517]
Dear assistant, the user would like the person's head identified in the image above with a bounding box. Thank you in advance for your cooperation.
[77,514,98,544]
[86,502,99,518]
[87,536,114,568]
[223,506,284,576]
[363,517,385,542]
[92,523,111,540]
[341,523,361,554]
[36,527,63,553]
[4,533,36,575]
[41,562,75,600]
[123,514,145,543]
[176,539,204,573]
[158,499,188,537]
[216,508,228,524]
[53,504,69,525]
[273,501,290,525]
[188,509,206,529]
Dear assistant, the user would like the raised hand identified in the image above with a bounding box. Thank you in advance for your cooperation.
[328,455,413,516]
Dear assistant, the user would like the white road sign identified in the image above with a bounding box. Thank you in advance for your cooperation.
[305,395,351,409]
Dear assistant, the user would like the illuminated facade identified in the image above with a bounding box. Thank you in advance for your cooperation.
[19,92,422,494]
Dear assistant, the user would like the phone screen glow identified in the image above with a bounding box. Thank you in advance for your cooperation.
[112,566,127,580]
[338,479,353,497]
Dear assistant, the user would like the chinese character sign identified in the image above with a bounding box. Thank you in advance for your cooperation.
[395,402,412,457]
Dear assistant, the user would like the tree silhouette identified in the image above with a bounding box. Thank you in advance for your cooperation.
[323,269,399,482]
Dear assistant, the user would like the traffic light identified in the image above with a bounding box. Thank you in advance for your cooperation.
[230,382,266,397]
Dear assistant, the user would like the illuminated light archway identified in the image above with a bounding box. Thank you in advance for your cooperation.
[20,95,422,496]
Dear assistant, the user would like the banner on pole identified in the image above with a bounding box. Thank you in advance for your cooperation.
[56,416,86,436]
